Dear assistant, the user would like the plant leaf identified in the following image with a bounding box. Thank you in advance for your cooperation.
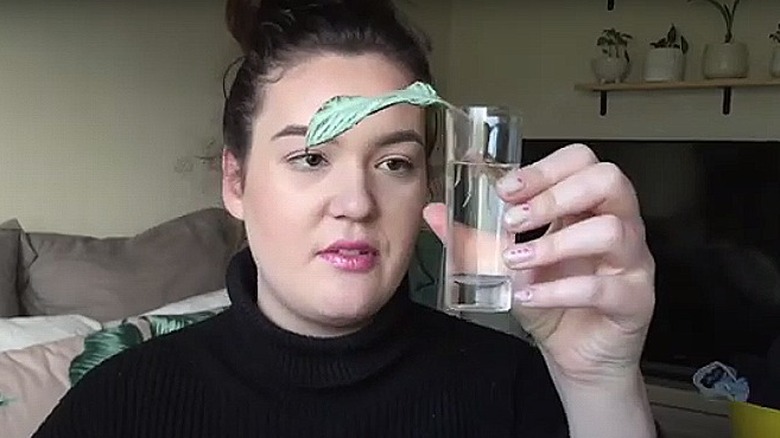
[694,0,730,29]
[681,36,690,54]
[69,323,145,385]
[668,25,677,43]
[731,0,741,18]
[305,81,451,148]
[723,2,733,25]
[144,311,220,337]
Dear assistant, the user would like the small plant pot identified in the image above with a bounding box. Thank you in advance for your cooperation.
[702,42,749,79]
[591,56,629,84]
[643,48,686,82]
[770,46,780,78]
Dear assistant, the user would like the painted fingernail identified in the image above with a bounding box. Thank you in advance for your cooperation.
[498,174,524,195]
[515,288,533,303]
[505,203,531,227]
[504,245,534,264]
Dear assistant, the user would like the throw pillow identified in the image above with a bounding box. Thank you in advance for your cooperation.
[0,219,21,317]
[0,308,224,438]
[18,208,244,322]
[70,308,223,385]
[0,314,101,353]
[0,335,86,438]
[142,288,229,316]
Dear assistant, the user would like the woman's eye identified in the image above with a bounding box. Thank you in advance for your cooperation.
[379,158,413,173]
[289,152,327,169]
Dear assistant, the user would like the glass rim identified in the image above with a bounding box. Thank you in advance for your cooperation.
[457,106,523,124]
[459,104,522,115]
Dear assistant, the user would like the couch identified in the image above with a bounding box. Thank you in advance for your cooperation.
[0,208,442,438]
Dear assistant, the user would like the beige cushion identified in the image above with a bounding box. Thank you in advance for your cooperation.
[0,220,21,317]
[0,335,86,438]
[19,208,244,322]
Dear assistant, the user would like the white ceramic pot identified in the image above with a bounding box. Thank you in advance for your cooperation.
[643,48,686,82]
[770,46,780,78]
[591,56,629,84]
[702,42,749,79]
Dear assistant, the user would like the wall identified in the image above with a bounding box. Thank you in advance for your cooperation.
[0,0,240,236]
[398,0,453,95]
[444,0,780,140]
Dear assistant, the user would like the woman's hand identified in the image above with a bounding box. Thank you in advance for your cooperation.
[423,143,656,385]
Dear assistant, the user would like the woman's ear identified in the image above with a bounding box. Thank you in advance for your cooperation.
[222,148,245,220]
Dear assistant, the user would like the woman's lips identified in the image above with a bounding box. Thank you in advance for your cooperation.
[318,241,379,272]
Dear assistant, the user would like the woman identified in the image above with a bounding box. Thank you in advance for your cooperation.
[34,0,658,437]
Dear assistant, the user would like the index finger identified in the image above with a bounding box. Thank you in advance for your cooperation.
[497,143,598,204]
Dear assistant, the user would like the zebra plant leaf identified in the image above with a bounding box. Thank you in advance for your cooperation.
[304,81,453,148]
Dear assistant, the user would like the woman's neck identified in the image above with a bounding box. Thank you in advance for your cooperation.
[224,247,417,389]
[255,279,373,338]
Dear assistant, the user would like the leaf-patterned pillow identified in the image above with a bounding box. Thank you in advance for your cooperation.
[69,309,224,385]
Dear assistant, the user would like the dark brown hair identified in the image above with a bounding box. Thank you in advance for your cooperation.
[222,0,438,169]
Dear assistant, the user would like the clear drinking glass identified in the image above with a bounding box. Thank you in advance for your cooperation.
[440,105,522,313]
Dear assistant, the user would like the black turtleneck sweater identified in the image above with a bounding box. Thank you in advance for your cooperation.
[33,248,569,437]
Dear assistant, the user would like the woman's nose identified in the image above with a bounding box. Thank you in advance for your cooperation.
[326,169,377,221]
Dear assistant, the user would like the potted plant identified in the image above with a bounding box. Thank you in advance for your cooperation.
[688,0,748,79]
[770,23,780,78]
[643,24,690,82]
[592,28,633,84]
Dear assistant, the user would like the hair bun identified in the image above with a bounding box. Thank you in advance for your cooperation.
[226,0,400,54]
[225,0,262,54]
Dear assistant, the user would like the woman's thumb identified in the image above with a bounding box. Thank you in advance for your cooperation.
[422,203,447,243]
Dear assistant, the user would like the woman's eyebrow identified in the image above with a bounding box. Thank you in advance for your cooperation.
[271,125,424,147]
[271,124,309,140]
[374,129,424,147]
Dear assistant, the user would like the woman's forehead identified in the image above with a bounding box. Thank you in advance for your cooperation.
[257,53,420,130]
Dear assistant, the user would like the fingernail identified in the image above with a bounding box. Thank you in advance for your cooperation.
[505,203,531,227]
[498,174,524,195]
[515,288,533,303]
[504,245,534,264]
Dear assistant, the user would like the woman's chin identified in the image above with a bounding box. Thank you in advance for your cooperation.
[308,288,389,331]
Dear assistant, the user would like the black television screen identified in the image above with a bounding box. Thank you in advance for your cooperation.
[522,139,780,382]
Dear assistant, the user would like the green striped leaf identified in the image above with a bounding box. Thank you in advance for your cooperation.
[304,81,453,148]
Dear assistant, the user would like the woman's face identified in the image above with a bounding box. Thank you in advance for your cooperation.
[223,53,429,337]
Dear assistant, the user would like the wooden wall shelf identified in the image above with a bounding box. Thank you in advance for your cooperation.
[575,78,780,116]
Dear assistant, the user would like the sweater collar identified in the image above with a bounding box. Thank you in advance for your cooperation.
[224,247,415,390]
